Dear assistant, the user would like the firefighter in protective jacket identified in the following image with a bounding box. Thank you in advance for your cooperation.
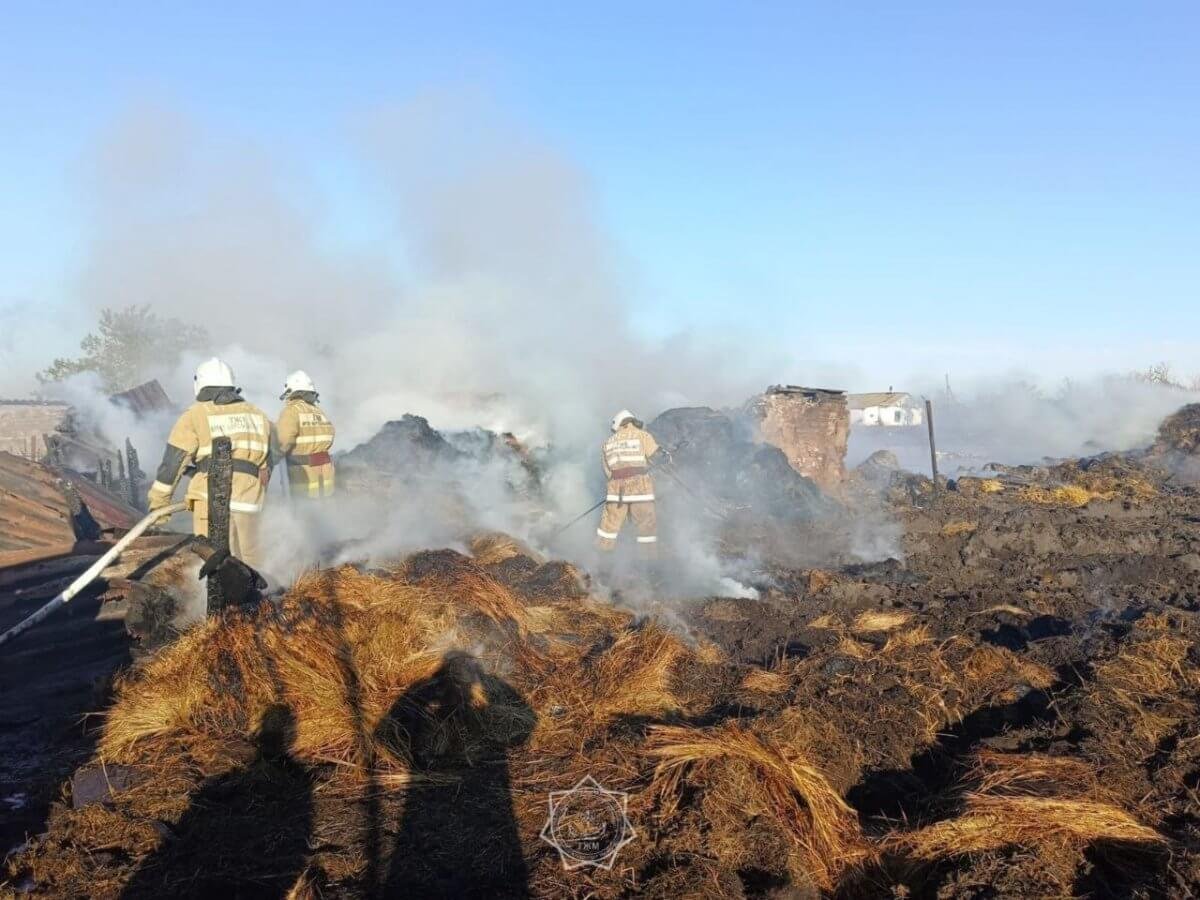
[276,370,335,499]
[596,409,663,556]
[147,358,273,570]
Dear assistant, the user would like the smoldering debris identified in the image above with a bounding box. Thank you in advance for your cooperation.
[647,406,832,523]
[247,392,899,592]
[1146,402,1200,484]
[9,390,1200,896]
[10,426,1200,896]
[336,414,540,498]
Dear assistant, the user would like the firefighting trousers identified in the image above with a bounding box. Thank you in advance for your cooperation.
[192,505,267,573]
[286,462,335,499]
[596,500,657,557]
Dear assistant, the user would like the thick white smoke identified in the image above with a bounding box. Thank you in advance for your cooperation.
[848,374,1200,474]
[17,100,1197,598]
[30,101,794,593]
[74,101,777,450]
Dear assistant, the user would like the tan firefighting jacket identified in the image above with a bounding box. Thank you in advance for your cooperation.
[276,397,336,499]
[147,395,273,514]
[601,422,660,502]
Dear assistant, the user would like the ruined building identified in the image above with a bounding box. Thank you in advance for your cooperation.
[745,385,850,490]
[0,381,173,511]
[0,400,70,459]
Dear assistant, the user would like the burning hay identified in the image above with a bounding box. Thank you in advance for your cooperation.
[940,520,978,537]
[468,532,541,567]
[1084,612,1200,755]
[6,529,1064,899]
[1017,484,1098,507]
[850,609,912,633]
[891,794,1163,860]
[1153,403,1200,455]
[646,722,871,891]
[886,749,1164,878]
[12,404,1200,900]
[98,565,521,772]
[1091,613,1196,701]
[740,668,790,694]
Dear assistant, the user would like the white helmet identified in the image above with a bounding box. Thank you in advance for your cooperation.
[611,409,637,432]
[280,369,316,400]
[193,358,236,398]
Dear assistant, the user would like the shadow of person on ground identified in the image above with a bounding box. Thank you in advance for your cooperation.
[120,703,314,899]
[377,652,535,899]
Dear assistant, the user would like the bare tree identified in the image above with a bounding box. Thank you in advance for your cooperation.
[1128,362,1186,390]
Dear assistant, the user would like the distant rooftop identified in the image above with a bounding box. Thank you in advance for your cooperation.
[766,384,846,397]
[846,391,914,409]
[0,398,69,407]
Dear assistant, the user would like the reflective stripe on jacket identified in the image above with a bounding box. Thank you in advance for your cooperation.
[277,398,336,498]
[147,399,273,514]
[602,424,659,478]
[601,424,658,503]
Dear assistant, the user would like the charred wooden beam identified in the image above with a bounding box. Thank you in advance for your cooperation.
[125,438,142,511]
[205,437,234,612]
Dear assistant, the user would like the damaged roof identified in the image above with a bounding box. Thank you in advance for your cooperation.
[765,385,846,398]
[109,380,173,416]
[0,451,142,565]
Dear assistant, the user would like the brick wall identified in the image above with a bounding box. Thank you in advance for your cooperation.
[0,403,70,458]
[745,388,849,490]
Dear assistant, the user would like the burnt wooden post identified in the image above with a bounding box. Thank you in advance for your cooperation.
[206,437,234,612]
[925,399,939,492]
[125,438,142,510]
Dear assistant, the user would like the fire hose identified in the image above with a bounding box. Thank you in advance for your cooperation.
[551,497,608,538]
[551,455,732,538]
[653,463,734,521]
[0,501,187,649]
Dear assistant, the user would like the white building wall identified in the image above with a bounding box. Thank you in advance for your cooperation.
[851,404,924,427]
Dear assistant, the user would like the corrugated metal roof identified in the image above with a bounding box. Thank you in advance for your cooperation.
[109,379,173,416]
[0,451,142,563]
[846,392,913,409]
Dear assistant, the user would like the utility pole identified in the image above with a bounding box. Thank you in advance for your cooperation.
[925,399,939,492]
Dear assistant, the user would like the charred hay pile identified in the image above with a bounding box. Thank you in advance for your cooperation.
[9,413,1200,897]
[7,530,1109,899]
[335,414,541,498]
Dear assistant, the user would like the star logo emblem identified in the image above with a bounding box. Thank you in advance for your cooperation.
[540,775,636,870]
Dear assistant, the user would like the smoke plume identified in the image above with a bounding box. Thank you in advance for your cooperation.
[24,98,1197,598]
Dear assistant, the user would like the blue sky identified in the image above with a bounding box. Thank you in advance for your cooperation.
[2,1,1198,390]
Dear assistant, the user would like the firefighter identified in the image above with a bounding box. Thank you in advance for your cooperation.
[276,370,336,500]
[147,358,273,570]
[596,409,665,559]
